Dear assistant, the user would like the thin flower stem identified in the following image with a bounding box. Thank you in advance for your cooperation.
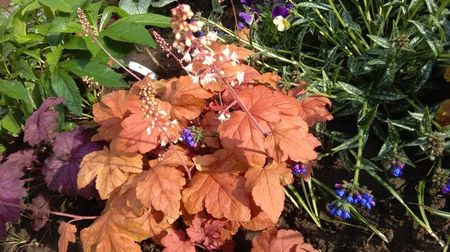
[213,66,269,136]
[157,121,192,181]
[229,0,239,32]
[92,37,142,81]
[285,185,322,228]
[0,200,98,221]
[307,179,320,218]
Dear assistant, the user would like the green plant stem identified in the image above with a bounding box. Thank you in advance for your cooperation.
[417,180,430,227]
[301,180,313,211]
[308,180,320,218]
[285,184,322,228]
[353,101,367,186]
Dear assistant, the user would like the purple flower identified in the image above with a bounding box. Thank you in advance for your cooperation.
[239,12,253,25]
[441,179,450,194]
[291,163,307,176]
[240,0,252,6]
[272,5,290,18]
[182,128,198,148]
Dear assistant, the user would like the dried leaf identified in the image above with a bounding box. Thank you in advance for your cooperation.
[245,162,293,223]
[92,90,130,141]
[78,147,143,199]
[251,227,317,252]
[161,230,195,252]
[58,222,77,252]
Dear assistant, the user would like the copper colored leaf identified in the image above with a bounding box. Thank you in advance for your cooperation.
[219,86,299,166]
[256,72,282,89]
[210,42,254,61]
[78,147,143,199]
[161,230,196,252]
[160,76,212,124]
[186,214,226,250]
[92,90,130,141]
[251,227,317,252]
[112,100,180,153]
[298,96,333,127]
[193,149,246,174]
[182,167,250,222]
[58,222,77,252]
[265,116,319,163]
[245,162,293,223]
[80,193,149,252]
[201,111,220,148]
[134,165,186,219]
[241,200,275,231]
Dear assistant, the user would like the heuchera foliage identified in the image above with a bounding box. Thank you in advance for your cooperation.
[72,39,331,251]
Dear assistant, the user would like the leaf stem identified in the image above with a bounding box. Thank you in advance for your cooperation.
[0,200,98,222]
[285,184,322,228]
[353,101,367,186]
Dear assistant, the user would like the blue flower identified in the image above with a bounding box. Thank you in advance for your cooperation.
[328,202,351,220]
[182,128,198,148]
[391,161,405,177]
[441,179,450,194]
[291,163,307,176]
[335,188,346,198]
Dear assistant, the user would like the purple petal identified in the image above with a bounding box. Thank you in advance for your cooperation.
[24,97,65,146]
[239,12,253,25]
[272,6,289,18]
[42,126,103,198]
[240,0,252,6]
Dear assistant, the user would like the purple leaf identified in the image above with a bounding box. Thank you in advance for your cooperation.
[42,126,103,198]
[30,194,50,231]
[24,97,64,146]
[3,149,37,172]
[0,160,26,238]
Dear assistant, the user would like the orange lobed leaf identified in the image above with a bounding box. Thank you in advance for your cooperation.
[186,214,227,250]
[241,199,275,231]
[111,98,181,153]
[256,72,282,90]
[161,230,196,252]
[298,96,333,127]
[80,193,149,252]
[193,149,246,174]
[210,42,254,61]
[251,227,317,252]
[58,221,77,252]
[92,90,130,142]
[265,116,319,163]
[134,164,186,220]
[78,147,143,199]
[245,162,293,223]
[159,76,212,125]
[201,111,221,148]
[182,152,251,222]
[218,85,301,166]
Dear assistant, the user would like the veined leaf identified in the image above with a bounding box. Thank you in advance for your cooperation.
[0,80,30,102]
[367,35,390,49]
[50,68,82,115]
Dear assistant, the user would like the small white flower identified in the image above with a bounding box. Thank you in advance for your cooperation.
[273,16,291,32]
[201,73,217,85]
[229,52,239,66]
[218,113,230,122]
[207,31,218,41]
[184,63,193,73]
[222,46,230,59]
[181,53,192,62]
[236,71,245,85]
[202,54,216,65]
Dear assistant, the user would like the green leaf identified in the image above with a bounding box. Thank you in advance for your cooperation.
[337,81,365,96]
[0,79,30,102]
[150,0,178,8]
[38,0,84,13]
[13,60,37,80]
[0,112,21,136]
[409,20,440,57]
[119,0,152,14]
[358,105,378,130]
[101,13,170,47]
[419,107,432,135]
[59,60,127,88]
[370,89,407,101]
[46,46,63,72]
[367,35,390,49]
[50,68,82,115]
[297,2,331,11]
[332,135,360,152]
